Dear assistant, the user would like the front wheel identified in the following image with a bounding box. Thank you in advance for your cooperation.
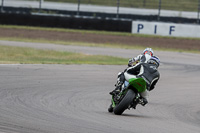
[108,104,113,113]
[113,89,135,115]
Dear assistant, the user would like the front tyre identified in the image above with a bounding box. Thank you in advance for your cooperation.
[108,104,113,113]
[113,89,135,115]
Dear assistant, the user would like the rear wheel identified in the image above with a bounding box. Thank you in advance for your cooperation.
[113,89,135,115]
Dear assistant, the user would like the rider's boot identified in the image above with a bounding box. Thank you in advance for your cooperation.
[139,97,148,106]
[131,96,140,109]
[109,72,125,96]
[131,96,148,109]
[139,90,148,106]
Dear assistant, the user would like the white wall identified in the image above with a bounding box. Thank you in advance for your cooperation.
[132,21,200,38]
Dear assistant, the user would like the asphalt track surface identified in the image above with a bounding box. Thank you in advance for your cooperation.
[0,40,200,133]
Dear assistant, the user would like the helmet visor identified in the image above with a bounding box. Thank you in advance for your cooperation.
[144,51,153,56]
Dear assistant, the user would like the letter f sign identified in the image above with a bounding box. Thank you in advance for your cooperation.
[169,26,175,35]
[137,24,144,33]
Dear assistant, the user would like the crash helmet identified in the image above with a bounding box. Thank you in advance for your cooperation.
[143,48,154,56]
[147,56,160,68]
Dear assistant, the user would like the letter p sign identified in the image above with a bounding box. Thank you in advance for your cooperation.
[137,24,144,33]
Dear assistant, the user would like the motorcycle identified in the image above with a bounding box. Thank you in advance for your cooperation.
[108,77,147,115]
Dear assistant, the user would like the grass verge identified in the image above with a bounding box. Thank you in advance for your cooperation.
[0,45,127,65]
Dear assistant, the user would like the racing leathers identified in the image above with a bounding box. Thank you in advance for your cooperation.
[110,53,152,95]
[110,56,160,106]
[124,62,160,103]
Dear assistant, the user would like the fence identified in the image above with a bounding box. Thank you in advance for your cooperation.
[1,0,200,23]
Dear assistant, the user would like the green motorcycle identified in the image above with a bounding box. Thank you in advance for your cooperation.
[108,77,146,115]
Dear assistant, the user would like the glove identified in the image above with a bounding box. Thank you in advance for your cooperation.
[128,58,134,67]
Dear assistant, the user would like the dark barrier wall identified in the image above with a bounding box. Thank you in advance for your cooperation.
[2,7,199,24]
[3,7,198,24]
[1,7,198,32]
[0,12,132,32]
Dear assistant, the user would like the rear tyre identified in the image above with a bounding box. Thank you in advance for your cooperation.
[113,89,135,115]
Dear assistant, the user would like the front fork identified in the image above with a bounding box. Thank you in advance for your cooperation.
[111,88,129,108]
[111,96,116,108]
[112,90,141,109]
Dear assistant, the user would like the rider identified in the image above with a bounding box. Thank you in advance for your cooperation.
[110,48,160,106]
[124,56,160,106]
[110,48,154,94]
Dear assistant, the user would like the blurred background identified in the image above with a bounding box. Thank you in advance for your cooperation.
[1,0,200,20]
[0,0,200,32]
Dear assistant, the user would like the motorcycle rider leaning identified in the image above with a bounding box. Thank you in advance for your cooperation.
[110,49,160,106]
[110,48,155,95]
